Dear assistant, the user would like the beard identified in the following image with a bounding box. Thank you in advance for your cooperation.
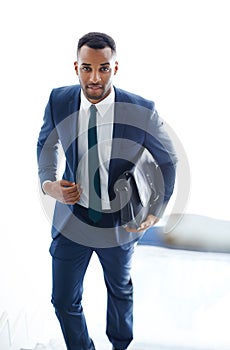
[84,85,105,101]
[85,91,105,101]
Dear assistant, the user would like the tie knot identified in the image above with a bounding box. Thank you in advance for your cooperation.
[90,104,97,114]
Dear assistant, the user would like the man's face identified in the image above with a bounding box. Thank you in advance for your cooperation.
[74,45,118,103]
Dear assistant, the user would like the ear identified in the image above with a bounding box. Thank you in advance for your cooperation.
[74,61,78,75]
[114,61,119,75]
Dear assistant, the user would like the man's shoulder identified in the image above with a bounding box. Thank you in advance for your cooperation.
[114,87,154,110]
[51,84,81,99]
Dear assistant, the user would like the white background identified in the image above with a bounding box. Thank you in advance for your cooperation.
[0,0,230,347]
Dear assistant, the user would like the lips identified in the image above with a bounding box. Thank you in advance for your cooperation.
[87,85,103,90]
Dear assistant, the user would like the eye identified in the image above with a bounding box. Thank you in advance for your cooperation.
[81,66,91,72]
[100,66,111,72]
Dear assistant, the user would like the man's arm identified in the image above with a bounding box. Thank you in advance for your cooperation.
[37,92,82,205]
[37,91,60,186]
[126,109,177,233]
[145,109,178,213]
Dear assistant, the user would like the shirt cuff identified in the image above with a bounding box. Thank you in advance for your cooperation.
[42,180,52,194]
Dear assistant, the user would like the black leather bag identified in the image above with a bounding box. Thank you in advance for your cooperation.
[114,148,165,229]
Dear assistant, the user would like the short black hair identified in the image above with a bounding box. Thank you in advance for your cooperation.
[77,32,116,56]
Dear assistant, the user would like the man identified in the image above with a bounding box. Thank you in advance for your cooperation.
[37,32,177,350]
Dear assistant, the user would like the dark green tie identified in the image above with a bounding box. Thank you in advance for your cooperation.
[88,104,102,223]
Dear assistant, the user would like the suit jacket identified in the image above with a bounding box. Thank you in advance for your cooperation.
[37,85,177,246]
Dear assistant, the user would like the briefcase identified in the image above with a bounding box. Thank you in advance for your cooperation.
[114,148,164,229]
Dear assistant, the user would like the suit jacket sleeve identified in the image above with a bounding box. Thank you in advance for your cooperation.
[144,109,178,217]
[37,90,60,187]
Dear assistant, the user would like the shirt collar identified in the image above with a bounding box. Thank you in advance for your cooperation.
[80,87,115,117]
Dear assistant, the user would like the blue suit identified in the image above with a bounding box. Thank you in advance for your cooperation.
[37,85,177,349]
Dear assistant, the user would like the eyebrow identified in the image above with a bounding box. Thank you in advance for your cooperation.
[81,62,111,66]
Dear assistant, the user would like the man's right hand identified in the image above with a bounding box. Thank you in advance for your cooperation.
[43,180,82,205]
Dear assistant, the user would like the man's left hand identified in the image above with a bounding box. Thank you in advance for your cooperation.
[125,214,160,233]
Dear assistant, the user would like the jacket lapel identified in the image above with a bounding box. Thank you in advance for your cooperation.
[108,88,129,188]
[68,87,81,178]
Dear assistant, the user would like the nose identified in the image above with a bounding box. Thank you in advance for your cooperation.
[89,70,101,83]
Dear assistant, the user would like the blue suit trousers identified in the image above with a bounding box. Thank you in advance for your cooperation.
[49,234,135,350]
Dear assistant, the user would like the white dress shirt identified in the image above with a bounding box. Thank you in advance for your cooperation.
[76,89,115,210]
